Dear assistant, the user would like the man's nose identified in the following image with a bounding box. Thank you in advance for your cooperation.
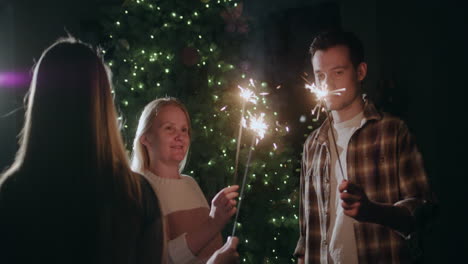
[325,76,336,89]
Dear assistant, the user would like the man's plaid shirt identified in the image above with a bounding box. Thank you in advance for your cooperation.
[294,100,432,263]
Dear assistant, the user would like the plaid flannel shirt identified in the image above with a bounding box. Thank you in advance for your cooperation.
[294,100,432,263]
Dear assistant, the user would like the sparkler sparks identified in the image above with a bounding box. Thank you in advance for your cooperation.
[304,74,347,182]
[248,113,267,141]
[305,81,346,120]
[238,85,258,104]
[233,82,260,185]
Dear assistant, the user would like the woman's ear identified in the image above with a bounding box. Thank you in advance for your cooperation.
[357,62,367,82]
[140,134,149,147]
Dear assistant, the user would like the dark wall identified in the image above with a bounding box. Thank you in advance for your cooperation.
[0,2,17,171]
[0,0,119,171]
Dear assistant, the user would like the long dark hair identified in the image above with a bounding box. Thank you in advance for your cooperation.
[0,37,144,262]
[1,37,141,202]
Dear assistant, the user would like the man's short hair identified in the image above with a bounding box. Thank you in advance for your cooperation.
[309,30,365,68]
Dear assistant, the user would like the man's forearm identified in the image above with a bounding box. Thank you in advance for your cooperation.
[367,201,414,235]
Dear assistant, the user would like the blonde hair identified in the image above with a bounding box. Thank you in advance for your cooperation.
[131,97,191,174]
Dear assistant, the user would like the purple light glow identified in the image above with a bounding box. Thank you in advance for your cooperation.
[0,71,30,89]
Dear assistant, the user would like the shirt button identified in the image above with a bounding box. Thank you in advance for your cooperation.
[324,177,329,183]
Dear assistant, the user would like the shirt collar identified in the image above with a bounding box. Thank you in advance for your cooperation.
[314,98,382,144]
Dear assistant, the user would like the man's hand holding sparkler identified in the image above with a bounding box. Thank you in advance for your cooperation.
[339,180,414,235]
[339,180,372,222]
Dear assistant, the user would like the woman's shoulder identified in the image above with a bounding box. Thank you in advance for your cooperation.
[180,174,199,185]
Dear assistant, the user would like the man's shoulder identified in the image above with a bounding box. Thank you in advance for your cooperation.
[305,127,321,145]
[371,111,407,130]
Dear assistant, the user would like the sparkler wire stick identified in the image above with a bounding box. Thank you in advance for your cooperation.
[231,113,267,236]
[325,109,346,183]
[231,135,255,237]
[233,101,246,185]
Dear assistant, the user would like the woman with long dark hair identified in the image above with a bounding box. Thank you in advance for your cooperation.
[0,37,164,264]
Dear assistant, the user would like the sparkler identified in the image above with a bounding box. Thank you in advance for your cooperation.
[305,76,347,182]
[233,81,258,184]
[232,113,268,236]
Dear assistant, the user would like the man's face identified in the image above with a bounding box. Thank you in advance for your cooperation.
[311,45,366,111]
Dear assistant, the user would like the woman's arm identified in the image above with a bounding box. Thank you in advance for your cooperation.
[186,185,239,255]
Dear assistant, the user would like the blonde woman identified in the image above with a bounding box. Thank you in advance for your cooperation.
[132,98,239,263]
[0,38,164,264]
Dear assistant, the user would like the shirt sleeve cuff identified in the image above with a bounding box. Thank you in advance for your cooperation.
[293,236,305,257]
[167,233,202,264]
[394,198,424,216]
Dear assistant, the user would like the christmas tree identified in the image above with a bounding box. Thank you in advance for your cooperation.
[101,0,301,262]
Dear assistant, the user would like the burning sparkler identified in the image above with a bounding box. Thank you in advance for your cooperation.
[305,76,347,182]
[233,81,258,184]
[305,82,346,120]
[232,113,268,236]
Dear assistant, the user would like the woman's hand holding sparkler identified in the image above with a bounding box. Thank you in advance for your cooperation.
[207,236,240,264]
[210,185,240,229]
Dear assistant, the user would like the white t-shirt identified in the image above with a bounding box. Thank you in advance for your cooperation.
[327,111,365,264]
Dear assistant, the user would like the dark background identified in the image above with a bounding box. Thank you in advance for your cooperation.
[0,0,466,261]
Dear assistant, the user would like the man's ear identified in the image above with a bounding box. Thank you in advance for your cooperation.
[357,62,367,82]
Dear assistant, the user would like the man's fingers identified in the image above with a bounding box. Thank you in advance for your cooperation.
[339,180,362,195]
[340,192,360,203]
[342,201,360,210]
[346,183,363,195]
[338,180,349,193]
